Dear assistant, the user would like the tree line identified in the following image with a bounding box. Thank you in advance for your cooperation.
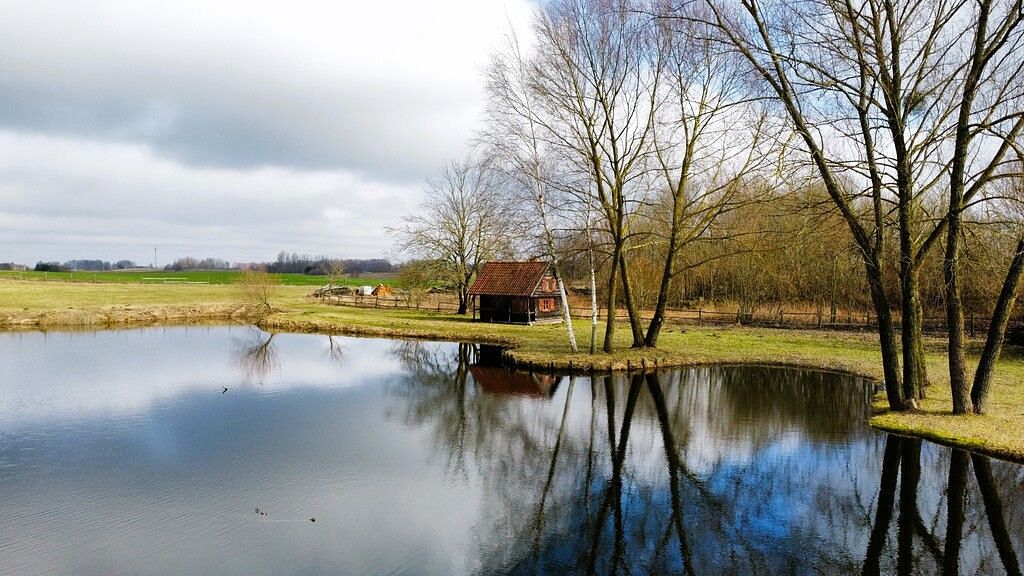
[261,252,394,276]
[395,0,1024,416]
[33,259,137,272]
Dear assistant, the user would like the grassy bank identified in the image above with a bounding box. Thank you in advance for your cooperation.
[1,277,1021,462]
[0,269,395,287]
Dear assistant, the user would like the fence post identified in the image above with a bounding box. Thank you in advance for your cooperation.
[970,312,975,338]
[817,311,822,328]
[697,305,702,325]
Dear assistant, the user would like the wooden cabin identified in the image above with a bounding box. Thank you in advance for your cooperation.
[468,261,562,325]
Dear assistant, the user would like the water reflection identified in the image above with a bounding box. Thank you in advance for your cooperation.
[388,342,1024,575]
[234,329,279,383]
[0,328,1020,576]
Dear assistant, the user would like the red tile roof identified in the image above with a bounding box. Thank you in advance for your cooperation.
[468,261,550,296]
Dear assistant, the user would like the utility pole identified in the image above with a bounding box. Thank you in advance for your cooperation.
[153,246,157,270]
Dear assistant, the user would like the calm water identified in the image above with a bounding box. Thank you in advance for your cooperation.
[0,327,1021,575]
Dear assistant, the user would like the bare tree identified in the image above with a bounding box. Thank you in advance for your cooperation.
[642,6,773,346]
[699,0,1005,409]
[323,260,347,288]
[396,258,437,308]
[238,268,279,318]
[530,0,661,351]
[969,162,1024,412]
[393,157,514,314]
[484,30,579,352]
[939,0,1024,413]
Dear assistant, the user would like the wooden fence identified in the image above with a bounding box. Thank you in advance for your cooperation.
[317,293,464,313]
[317,293,1009,336]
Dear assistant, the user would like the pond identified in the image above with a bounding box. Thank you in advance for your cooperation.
[0,327,1021,575]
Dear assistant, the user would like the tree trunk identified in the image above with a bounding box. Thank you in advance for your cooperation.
[945,210,971,413]
[538,187,577,353]
[617,251,645,348]
[458,287,469,315]
[900,267,924,406]
[864,255,904,410]
[586,203,599,355]
[644,226,679,348]
[603,242,621,353]
[972,236,1024,413]
[555,274,578,353]
[590,264,599,355]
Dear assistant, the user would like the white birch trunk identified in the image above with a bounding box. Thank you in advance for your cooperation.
[538,186,577,353]
[586,201,598,354]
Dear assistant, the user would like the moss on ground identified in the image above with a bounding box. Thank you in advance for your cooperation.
[1,277,1021,462]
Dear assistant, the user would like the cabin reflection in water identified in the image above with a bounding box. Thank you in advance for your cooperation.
[469,365,562,398]
[468,343,562,398]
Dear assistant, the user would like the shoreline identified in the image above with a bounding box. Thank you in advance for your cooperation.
[1,291,1021,463]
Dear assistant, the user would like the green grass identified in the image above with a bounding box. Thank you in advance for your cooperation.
[1,276,1021,462]
[0,269,396,287]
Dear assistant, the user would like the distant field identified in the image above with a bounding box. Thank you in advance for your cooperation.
[0,270,397,287]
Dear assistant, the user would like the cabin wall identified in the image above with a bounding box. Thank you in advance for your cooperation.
[479,295,534,324]
[532,296,561,319]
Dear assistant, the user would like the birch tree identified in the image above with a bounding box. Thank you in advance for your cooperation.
[531,0,660,351]
[484,32,579,352]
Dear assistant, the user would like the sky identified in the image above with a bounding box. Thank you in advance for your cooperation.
[0,0,534,266]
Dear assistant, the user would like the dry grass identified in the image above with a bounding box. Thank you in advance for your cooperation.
[1,276,1021,461]
[0,278,309,328]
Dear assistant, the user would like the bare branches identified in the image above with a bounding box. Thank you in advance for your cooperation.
[391,156,515,314]
[238,269,280,318]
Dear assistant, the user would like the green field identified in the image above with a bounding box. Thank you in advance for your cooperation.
[0,269,396,287]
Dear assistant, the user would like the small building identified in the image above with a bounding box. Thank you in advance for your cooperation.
[468,261,562,325]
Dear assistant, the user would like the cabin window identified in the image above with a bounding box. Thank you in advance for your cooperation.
[538,298,556,312]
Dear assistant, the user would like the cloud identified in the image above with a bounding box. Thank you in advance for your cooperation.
[0,0,534,177]
[0,0,535,263]
[0,130,419,263]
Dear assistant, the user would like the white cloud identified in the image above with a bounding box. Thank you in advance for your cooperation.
[0,0,535,263]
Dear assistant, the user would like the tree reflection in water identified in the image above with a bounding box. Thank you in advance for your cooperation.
[234,329,279,384]
[233,329,349,384]
[387,343,1024,575]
